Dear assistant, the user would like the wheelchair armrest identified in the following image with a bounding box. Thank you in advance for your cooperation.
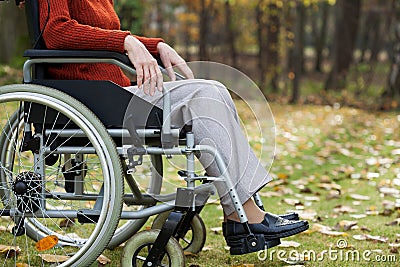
[23,49,133,67]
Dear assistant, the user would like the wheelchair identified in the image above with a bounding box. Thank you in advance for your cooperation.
[0,1,270,266]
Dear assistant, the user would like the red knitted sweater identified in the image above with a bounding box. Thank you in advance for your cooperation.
[38,0,164,87]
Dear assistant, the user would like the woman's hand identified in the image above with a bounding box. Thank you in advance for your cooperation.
[124,35,163,96]
[157,42,194,81]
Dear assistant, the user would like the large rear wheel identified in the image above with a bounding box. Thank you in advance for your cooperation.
[0,84,123,266]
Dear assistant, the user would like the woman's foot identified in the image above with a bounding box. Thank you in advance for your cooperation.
[222,199,307,255]
[224,212,309,239]
[224,198,299,223]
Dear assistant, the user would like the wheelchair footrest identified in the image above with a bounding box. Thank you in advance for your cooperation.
[77,209,100,224]
[226,234,280,255]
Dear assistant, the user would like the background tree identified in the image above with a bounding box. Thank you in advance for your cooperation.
[290,0,305,103]
[0,2,28,64]
[311,0,330,72]
[382,0,400,103]
[115,0,145,35]
[325,0,362,90]
[224,0,237,67]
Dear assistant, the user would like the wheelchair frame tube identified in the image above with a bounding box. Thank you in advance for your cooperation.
[44,128,181,138]
[7,201,175,220]
[193,144,249,223]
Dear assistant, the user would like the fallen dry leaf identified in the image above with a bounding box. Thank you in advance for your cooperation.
[333,205,357,214]
[349,194,370,201]
[318,183,341,191]
[360,226,371,232]
[334,220,358,231]
[201,245,214,252]
[352,234,388,243]
[297,210,318,221]
[326,190,341,199]
[380,209,394,216]
[0,225,12,232]
[379,187,400,197]
[349,214,367,219]
[210,227,222,234]
[279,240,301,248]
[38,254,70,263]
[283,198,301,206]
[0,245,21,258]
[304,196,320,202]
[385,218,400,226]
[97,254,111,265]
[312,223,347,236]
[258,191,283,197]
[59,218,75,228]
[184,251,198,257]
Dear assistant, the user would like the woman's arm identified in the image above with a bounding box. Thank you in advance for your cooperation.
[36,0,192,95]
[38,0,163,55]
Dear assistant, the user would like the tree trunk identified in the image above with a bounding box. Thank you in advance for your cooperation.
[199,0,209,60]
[266,2,280,92]
[325,0,362,90]
[224,0,237,68]
[256,0,267,90]
[314,1,329,72]
[0,2,28,64]
[382,0,400,100]
[284,2,295,98]
[155,1,165,38]
[290,1,304,103]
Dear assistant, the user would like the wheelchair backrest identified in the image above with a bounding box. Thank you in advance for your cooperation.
[25,0,46,49]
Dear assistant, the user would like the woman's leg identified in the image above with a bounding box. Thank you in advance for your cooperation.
[125,80,271,220]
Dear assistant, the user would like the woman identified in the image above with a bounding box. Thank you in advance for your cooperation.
[30,0,308,253]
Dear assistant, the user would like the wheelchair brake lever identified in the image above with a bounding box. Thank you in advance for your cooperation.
[125,114,146,173]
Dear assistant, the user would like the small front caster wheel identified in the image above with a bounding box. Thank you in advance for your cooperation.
[121,229,185,267]
[152,211,206,254]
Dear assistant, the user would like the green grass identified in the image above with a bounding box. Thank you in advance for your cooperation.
[101,102,400,267]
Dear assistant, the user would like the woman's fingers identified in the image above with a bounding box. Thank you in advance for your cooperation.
[176,62,194,79]
[156,64,164,92]
[162,59,176,81]
[130,57,163,95]
[148,63,157,96]
[142,66,150,95]
[135,65,144,89]
[139,61,163,95]
[157,42,194,80]
[125,36,164,95]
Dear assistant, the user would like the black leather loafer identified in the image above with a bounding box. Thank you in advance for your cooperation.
[224,212,309,239]
[279,212,299,221]
[222,212,299,237]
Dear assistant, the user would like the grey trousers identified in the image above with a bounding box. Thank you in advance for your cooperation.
[125,79,272,215]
